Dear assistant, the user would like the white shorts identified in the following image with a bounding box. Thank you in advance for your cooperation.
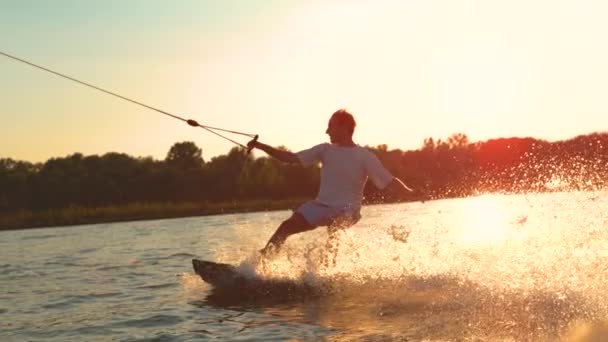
[295,200,361,228]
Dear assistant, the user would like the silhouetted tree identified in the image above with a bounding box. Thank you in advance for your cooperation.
[0,158,37,211]
[166,141,204,170]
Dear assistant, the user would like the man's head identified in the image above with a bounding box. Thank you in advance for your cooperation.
[326,109,356,144]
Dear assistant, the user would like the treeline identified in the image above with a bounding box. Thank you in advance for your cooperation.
[1,132,607,214]
[404,132,608,197]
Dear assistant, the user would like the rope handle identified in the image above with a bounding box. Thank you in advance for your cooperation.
[247,135,259,154]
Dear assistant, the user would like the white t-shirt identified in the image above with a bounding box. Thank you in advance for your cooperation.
[296,143,394,207]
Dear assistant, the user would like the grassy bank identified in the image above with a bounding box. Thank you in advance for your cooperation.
[0,198,306,231]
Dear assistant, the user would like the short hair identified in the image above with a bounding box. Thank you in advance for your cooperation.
[331,109,356,135]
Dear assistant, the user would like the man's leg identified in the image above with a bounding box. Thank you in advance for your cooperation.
[323,215,359,266]
[261,212,315,256]
[323,224,345,267]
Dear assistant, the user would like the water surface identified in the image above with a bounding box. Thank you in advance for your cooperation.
[2,191,608,341]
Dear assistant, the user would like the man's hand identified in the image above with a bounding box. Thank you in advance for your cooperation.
[384,178,412,197]
[384,178,429,203]
[247,138,260,150]
[410,188,431,203]
[246,139,300,164]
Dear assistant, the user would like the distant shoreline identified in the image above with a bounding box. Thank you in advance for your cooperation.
[0,198,308,231]
[0,196,436,231]
[2,188,600,231]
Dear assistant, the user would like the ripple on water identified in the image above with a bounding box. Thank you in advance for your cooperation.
[18,233,65,241]
[75,247,99,254]
[112,314,185,328]
[41,292,124,310]
[149,253,198,261]
[95,264,138,271]
[135,282,177,290]
[0,264,20,275]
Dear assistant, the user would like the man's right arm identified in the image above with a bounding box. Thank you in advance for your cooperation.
[248,140,300,164]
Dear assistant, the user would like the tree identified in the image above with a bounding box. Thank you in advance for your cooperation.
[0,158,37,211]
[422,137,435,151]
[165,141,204,170]
[447,133,469,149]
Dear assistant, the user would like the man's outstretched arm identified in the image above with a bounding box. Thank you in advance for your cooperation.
[248,140,300,164]
[383,178,428,202]
[384,178,413,195]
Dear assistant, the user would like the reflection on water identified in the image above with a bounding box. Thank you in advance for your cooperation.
[452,194,512,245]
[1,191,608,341]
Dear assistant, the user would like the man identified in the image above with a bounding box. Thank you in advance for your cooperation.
[247,109,417,257]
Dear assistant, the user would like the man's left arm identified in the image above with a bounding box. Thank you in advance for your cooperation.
[383,177,427,202]
[384,177,413,194]
[364,150,427,202]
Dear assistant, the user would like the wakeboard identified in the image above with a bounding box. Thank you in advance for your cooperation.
[192,259,251,288]
[191,259,320,298]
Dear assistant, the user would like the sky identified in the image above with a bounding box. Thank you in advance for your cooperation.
[2,0,607,163]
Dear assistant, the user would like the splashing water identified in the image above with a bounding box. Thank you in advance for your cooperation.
[212,191,608,340]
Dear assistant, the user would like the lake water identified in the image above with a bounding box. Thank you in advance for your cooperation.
[2,191,608,341]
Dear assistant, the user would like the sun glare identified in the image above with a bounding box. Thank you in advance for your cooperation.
[453,194,510,246]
